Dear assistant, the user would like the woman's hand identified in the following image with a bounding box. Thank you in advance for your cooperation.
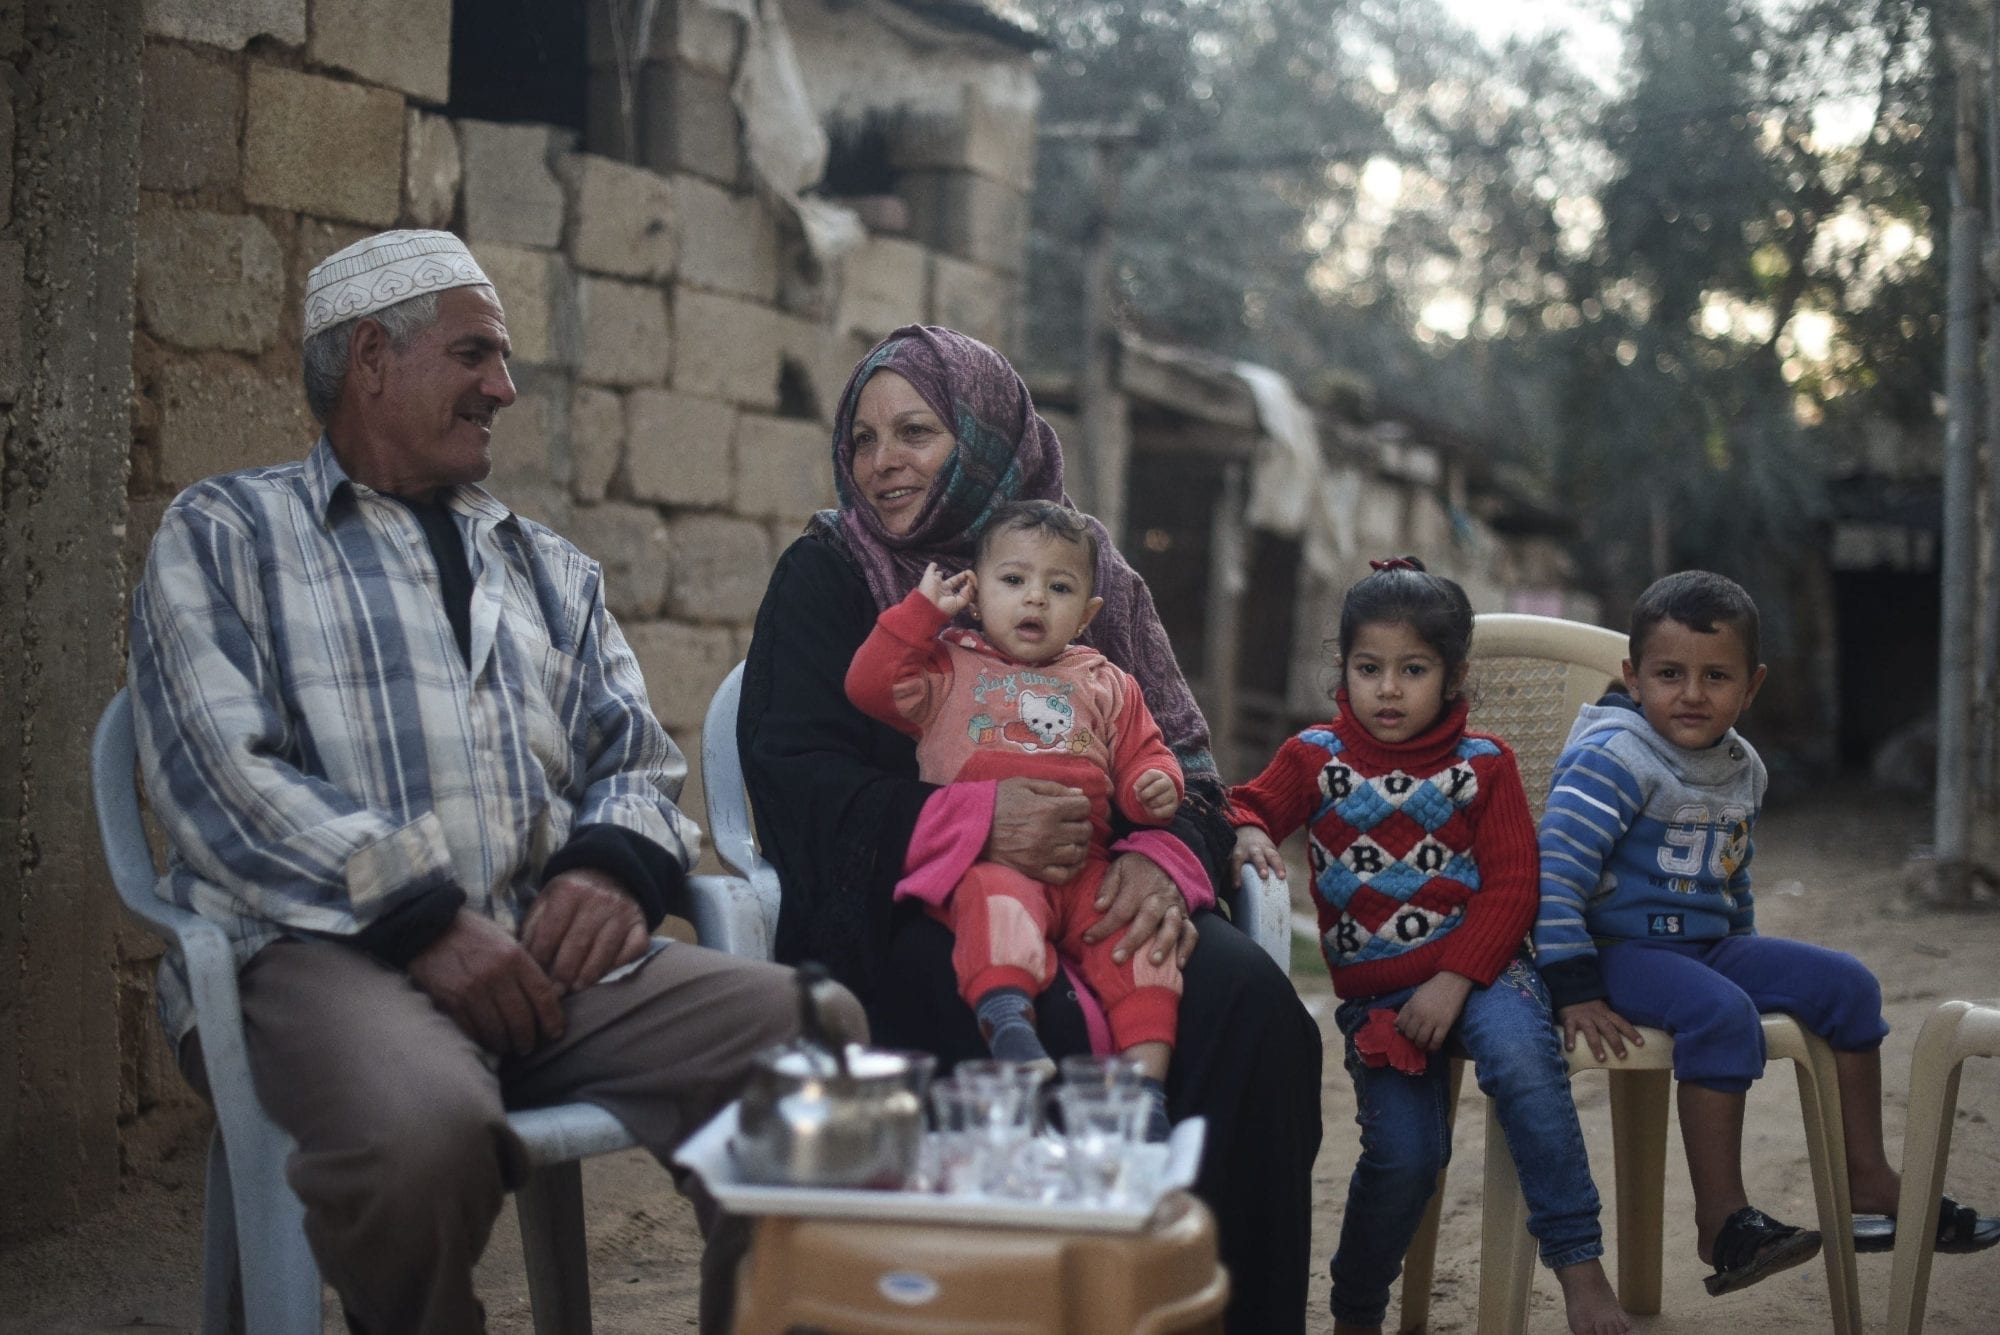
[1229,825,1287,883]
[1082,853,1199,968]
[985,777,1092,883]
[1396,972,1473,1052]
[917,561,974,616]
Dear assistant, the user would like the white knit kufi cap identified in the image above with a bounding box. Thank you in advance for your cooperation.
[303,229,492,339]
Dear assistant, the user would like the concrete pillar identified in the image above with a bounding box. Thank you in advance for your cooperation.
[0,0,142,1243]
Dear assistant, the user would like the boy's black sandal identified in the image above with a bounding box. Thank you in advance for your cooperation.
[1702,1206,1824,1296]
[1852,1195,2000,1254]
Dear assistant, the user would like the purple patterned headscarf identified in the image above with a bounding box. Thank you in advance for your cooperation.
[811,325,1215,778]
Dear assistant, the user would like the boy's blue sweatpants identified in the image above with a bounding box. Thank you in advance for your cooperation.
[1598,935,1889,1093]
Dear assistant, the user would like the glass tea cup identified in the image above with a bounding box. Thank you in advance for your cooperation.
[1046,1082,1149,1206]
[1058,1054,1148,1093]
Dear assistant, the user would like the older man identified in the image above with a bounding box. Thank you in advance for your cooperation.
[131,230,833,1333]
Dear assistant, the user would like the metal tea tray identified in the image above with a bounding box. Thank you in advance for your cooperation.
[674,1102,1206,1233]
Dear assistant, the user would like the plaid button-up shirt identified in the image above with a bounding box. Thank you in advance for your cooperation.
[131,437,698,1040]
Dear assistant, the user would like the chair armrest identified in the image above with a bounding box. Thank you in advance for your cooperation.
[685,871,780,962]
[1236,862,1294,974]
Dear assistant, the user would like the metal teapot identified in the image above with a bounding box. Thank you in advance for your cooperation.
[733,963,932,1190]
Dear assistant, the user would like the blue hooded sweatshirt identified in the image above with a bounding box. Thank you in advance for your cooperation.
[1532,695,1766,1010]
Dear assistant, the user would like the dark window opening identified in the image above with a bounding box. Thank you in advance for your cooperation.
[447,0,586,133]
[776,359,819,420]
[821,114,900,198]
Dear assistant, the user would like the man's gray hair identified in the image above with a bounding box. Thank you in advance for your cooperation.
[301,288,477,423]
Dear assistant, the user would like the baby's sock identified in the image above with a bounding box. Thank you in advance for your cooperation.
[1140,1076,1171,1143]
[975,987,1051,1069]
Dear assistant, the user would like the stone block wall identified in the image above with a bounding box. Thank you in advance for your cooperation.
[113,0,1036,1161]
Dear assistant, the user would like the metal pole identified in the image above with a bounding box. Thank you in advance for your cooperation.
[1933,70,1982,904]
[1981,7,2000,795]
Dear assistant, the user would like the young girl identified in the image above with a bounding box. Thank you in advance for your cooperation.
[1230,558,1630,1335]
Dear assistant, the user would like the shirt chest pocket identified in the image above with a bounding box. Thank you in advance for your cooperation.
[494,632,593,792]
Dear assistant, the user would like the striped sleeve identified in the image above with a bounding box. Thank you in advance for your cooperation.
[567,592,701,871]
[1532,731,1644,1006]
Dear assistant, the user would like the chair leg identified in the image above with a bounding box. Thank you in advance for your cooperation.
[218,1115,321,1335]
[200,1130,244,1335]
[1606,1068,1670,1315]
[1477,1097,1535,1335]
[1788,1038,1860,1335]
[1397,1057,1464,1334]
[1887,1002,1972,1335]
[519,1161,593,1335]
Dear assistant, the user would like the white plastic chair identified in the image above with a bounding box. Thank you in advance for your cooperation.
[93,689,645,1335]
[1392,613,1860,1335]
[687,661,781,962]
[1886,998,2000,1335]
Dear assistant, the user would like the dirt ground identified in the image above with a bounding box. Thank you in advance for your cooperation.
[5,783,1999,1333]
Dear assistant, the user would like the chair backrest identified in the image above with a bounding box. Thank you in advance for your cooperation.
[701,661,762,881]
[1466,613,1627,820]
[91,688,181,932]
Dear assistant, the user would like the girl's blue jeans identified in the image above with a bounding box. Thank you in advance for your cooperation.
[1328,957,1605,1328]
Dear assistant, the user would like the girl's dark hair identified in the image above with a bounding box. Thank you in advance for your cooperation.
[1336,555,1475,683]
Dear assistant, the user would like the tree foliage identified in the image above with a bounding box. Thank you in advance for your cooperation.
[1019,0,1950,603]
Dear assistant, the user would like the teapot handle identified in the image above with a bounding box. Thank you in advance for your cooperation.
[794,961,850,1077]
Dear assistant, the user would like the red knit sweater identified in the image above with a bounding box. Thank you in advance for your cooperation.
[1228,693,1537,1000]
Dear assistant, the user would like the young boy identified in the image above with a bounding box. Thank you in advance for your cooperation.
[1533,571,2000,1295]
[845,499,1184,1134]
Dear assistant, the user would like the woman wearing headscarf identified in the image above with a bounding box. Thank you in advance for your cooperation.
[740,326,1323,1333]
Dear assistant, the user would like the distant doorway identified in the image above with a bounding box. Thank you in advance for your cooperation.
[1833,567,1939,768]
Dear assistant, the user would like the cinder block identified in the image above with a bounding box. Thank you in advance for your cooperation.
[403,109,460,228]
[673,174,775,300]
[155,358,313,487]
[484,367,563,490]
[459,119,571,249]
[136,210,285,353]
[572,501,672,620]
[891,85,1038,193]
[469,242,577,369]
[734,413,832,521]
[578,276,672,387]
[899,170,1028,275]
[626,388,734,508]
[771,312,854,423]
[623,619,738,732]
[570,385,624,502]
[664,513,771,621]
[928,253,1018,354]
[144,0,304,48]
[642,63,741,188]
[562,153,678,281]
[140,43,242,194]
[585,4,740,76]
[837,234,928,339]
[244,65,403,226]
[671,288,781,410]
[310,0,450,103]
